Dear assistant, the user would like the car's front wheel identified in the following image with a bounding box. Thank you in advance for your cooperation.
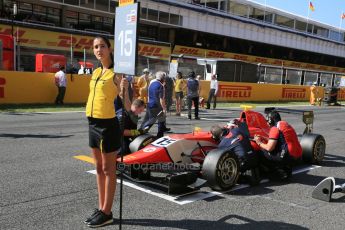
[129,134,156,153]
[202,149,240,191]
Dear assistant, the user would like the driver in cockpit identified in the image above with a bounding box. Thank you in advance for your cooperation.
[210,119,256,173]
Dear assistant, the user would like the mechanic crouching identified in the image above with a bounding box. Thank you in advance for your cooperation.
[116,98,147,154]
[253,111,302,181]
[210,119,258,175]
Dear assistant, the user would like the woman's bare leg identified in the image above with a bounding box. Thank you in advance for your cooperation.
[92,148,105,210]
[101,151,117,215]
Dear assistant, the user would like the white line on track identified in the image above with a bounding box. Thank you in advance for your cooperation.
[87,165,321,205]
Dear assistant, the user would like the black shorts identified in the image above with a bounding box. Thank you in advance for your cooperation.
[88,117,121,153]
[175,91,184,99]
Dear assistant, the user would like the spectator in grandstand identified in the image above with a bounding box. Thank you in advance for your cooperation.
[174,72,186,116]
[137,68,151,103]
[206,74,218,110]
[187,71,200,120]
[253,111,302,181]
[140,71,170,137]
[54,65,66,105]
[84,36,130,227]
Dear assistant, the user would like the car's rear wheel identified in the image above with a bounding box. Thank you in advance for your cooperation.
[202,149,240,191]
[300,133,326,164]
[129,134,156,153]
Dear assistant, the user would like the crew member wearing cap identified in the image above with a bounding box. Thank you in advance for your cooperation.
[137,68,151,103]
[140,71,170,137]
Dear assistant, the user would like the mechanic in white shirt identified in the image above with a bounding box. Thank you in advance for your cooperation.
[54,65,67,105]
[206,74,218,109]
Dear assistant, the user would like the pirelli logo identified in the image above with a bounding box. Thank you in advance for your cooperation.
[282,88,306,99]
[219,85,252,98]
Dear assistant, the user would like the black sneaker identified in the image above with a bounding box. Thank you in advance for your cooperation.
[84,208,100,224]
[87,210,113,228]
[195,117,200,120]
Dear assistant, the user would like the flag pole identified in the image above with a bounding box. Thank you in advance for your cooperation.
[264,0,267,22]
[339,13,343,42]
[306,1,311,33]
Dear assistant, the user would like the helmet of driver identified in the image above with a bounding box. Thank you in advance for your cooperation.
[266,111,281,126]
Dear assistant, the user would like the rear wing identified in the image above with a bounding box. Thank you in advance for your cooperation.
[264,107,314,134]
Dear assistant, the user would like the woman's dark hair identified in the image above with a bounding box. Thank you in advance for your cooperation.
[94,36,111,48]
[93,36,114,68]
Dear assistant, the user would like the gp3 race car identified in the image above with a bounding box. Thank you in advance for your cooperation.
[118,107,326,194]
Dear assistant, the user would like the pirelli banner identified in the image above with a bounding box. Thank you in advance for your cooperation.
[173,45,345,74]
[198,81,324,102]
[0,24,170,60]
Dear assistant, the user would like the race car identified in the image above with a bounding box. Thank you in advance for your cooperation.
[117,107,326,193]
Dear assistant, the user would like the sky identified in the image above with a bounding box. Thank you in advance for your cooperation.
[248,0,345,29]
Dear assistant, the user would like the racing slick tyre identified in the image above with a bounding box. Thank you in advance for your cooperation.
[300,134,326,164]
[129,134,156,180]
[202,149,240,191]
[129,134,156,153]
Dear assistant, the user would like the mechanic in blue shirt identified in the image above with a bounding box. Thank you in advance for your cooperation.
[140,71,170,137]
[210,119,257,173]
[187,71,200,120]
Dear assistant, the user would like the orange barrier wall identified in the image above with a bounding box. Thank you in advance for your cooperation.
[338,88,345,100]
[0,71,90,104]
[0,71,340,104]
[198,81,324,102]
